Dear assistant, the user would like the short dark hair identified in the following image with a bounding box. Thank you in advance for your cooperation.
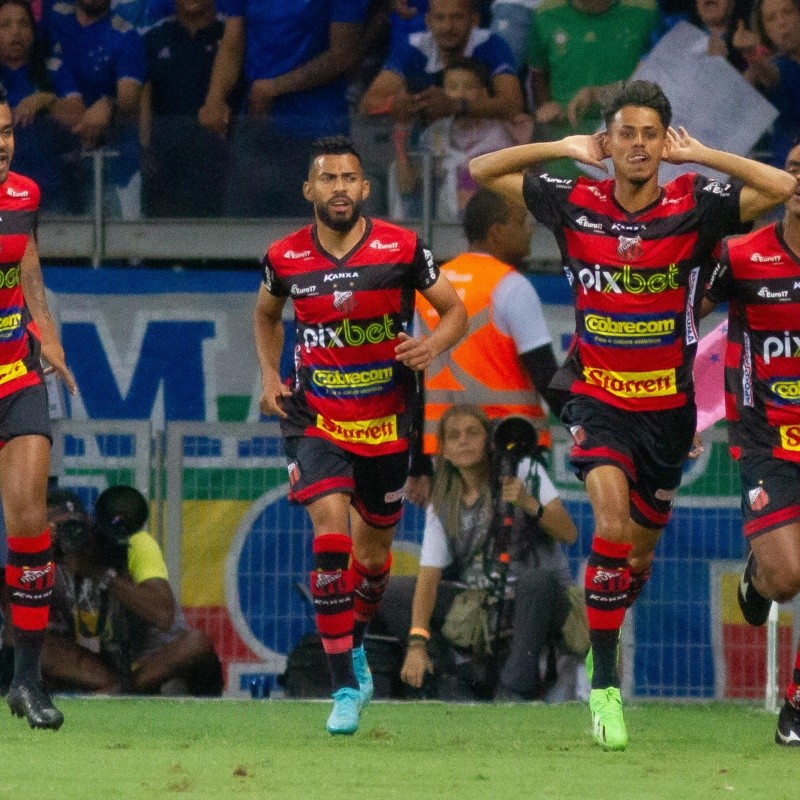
[443,57,491,93]
[0,82,7,106]
[462,189,510,243]
[308,136,362,170]
[601,80,672,130]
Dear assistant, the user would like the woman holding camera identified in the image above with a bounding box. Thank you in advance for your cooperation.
[377,404,578,700]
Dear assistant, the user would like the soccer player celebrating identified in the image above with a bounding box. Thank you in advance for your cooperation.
[469,80,796,750]
[0,85,76,728]
[253,136,467,735]
[701,141,800,746]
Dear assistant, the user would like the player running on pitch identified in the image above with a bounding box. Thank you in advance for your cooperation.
[701,141,800,746]
[253,136,467,735]
[469,80,796,750]
[0,85,76,729]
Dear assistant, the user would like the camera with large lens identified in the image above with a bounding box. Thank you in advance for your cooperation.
[93,485,149,572]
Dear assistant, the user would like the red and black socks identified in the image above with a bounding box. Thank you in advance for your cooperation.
[785,642,800,709]
[585,536,631,689]
[5,531,54,685]
[351,553,391,648]
[310,533,358,691]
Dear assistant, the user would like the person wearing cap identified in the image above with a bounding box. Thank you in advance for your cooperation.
[41,485,222,696]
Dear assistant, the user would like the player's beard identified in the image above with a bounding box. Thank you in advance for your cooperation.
[316,197,364,234]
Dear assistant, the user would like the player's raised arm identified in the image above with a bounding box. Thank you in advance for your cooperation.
[252,284,291,419]
[663,126,797,222]
[395,274,467,372]
[469,135,608,209]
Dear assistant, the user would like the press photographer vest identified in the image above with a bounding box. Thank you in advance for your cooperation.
[416,252,548,454]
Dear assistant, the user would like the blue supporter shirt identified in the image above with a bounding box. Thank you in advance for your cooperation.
[383,28,516,91]
[215,0,369,137]
[765,56,800,170]
[47,8,146,104]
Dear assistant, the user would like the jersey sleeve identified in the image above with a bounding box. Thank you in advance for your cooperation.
[331,0,370,24]
[262,253,288,297]
[46,42,81,99]
[419,504,453,569]
[382,37,415,78]
[116,28,147,83]
[214,0,243,17]
[491,270,552,353]
[533,461,558,507]
[693,175,743,242]
[411,239,440,291]
[479,33,517,76]
[522,171,572,231]
[126,532,170,584]
[705,241,734,307]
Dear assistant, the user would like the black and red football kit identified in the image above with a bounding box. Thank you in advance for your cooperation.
[523,171,742,526]
[0,171,49,443]
[263,217,438,522]
[707,222,800,537]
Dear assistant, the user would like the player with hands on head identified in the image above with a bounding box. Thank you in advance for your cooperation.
[0,83,76,730]
[469,79,796,750]
[253,135,467,735]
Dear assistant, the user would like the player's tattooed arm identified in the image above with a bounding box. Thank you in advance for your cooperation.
[20,237,77,394]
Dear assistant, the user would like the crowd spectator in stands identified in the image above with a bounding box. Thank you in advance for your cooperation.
[374,405,578,701]
[392,58,530,219]
[527,0,659,176]
[198,0,368,217]
[0,0,62,212]
[740,0,800,168]
[361,0,523,126]
[490,0,540,65]
[46,0,146,217]
[42,486,223,695]
[141,0,235,217]
[687,0,751,70]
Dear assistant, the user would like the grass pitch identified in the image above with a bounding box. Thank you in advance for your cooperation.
[0,698,793,800]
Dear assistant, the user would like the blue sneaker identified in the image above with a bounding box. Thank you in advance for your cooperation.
[326,687,361,735]
[352,645,374,707]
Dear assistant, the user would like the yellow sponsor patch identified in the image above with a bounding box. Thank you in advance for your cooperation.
[0,359,26,386]
[584,366,676,398]
[779,425,800,451]
[317,414,398,445]
[584,314,675,337]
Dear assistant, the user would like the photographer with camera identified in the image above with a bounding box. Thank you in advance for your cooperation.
[41,486,222,696]
[373,405,579,700]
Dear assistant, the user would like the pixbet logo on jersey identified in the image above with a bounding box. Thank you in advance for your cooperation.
[576,264,679,295]
[763,332,800,364]
[302,314,396,349]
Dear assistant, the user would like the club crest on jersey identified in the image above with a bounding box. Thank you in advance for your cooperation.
[569,425,586,446]
[287,462,300,487]
[333,290,356,313]
[617,235,643,260]
[748,486,769,511]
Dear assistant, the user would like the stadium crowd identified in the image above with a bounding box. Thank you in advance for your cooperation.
[0,0,796,219]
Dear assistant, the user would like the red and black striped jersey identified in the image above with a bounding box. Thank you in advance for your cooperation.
[523,171,742,412]
[263,217,438,456]
[706,223,800,461]
[0,172,43,400]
